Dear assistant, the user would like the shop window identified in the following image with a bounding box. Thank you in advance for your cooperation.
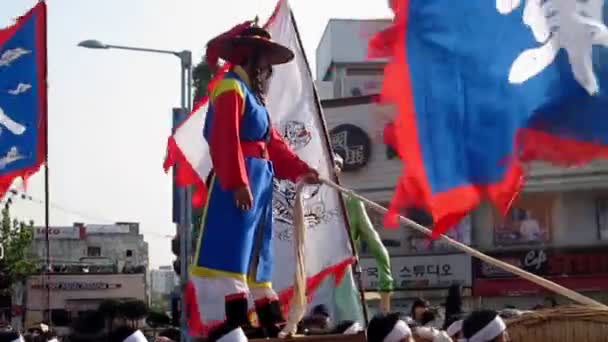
[126,249,133,257]
[87,246,101,257]
[493,193,556,246]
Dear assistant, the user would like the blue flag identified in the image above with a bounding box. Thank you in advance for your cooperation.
[0,2,47,197]
[372,0,608,235]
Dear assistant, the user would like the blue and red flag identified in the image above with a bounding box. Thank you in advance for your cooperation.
[0,2,47,198]
[371,0,608,237]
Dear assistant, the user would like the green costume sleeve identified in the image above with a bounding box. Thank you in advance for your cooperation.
[345,196,394,292]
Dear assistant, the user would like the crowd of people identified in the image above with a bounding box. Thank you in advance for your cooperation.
[0,284,521,342]
[0,309,511,342]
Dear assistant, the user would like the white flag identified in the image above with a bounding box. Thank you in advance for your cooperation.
[265,0,353,294]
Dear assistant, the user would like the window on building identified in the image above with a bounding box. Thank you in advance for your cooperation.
[126,249,133,257]
[87,246,101,257]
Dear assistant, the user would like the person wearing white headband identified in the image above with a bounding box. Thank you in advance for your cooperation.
[217,327,248,342]
[367,313,415,342]
[123,329,148,342]
[332,320,364,335]
[446,319,463,339]
[107,326,148,342]
[413,326,454,342]
[461,310,508,342]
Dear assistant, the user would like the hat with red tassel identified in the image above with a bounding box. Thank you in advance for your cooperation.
[205,18,294,70]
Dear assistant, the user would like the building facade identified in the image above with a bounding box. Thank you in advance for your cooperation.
[150,266,177,296]
[31,222,149,273]
[317,18,608,313]
[25,222,149,327]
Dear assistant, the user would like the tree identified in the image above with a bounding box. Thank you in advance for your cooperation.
[192,58,213,104]
[146,310,171,339]
[98,299,121,333]
[118,300,148,328]
[0,207,35,295]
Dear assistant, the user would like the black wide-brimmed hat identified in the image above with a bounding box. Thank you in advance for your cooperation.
[216,25,294,65]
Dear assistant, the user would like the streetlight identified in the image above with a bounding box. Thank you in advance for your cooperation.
[78,39,193,342]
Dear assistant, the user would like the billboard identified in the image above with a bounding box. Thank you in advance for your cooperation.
[360,254,472,290]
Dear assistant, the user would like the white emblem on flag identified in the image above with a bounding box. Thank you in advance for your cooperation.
[8,83,32,95]
[497,0,608,95]
[0,106,27,135]
[0,147,25,169]
[0,48,31,67]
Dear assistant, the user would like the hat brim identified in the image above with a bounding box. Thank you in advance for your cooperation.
[218,36,294,65]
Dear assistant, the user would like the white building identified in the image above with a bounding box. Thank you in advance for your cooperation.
[31,222,149,273]
[150,266,177,296]
[317,18,608,312]
[26,222,149,327]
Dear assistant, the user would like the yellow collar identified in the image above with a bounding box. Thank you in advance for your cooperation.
[232,65,252,88]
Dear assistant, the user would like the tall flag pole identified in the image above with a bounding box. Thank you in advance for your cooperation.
[39,0,51,326]
[0,0,49,323]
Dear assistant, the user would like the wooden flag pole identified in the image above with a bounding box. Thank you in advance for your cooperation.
[320,178,608,309]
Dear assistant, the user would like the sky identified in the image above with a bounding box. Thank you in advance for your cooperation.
[0,0,391,268]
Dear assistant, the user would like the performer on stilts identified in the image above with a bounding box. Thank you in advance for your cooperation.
[193,23,319,340]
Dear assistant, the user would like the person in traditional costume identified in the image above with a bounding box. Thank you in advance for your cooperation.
[332,153,392,321]
[192,22,319,340]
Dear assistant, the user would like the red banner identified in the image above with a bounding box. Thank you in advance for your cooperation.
[473,248,608,296]
[474,275,608,297]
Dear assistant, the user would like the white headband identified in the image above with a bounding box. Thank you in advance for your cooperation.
[11,336,24,342]
[384,320,412,342]
[123,330,148,342]
[218,327,248,342]
[466,316,506,342]
[414,326,452,342]
[447,319,463,337]
[343,322,364,335]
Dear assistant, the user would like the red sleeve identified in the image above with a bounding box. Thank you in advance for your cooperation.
[383,122,397,150]
[267,128,311,182]
[208,91,248,191]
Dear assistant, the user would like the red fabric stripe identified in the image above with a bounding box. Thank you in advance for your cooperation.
[165,136,208,208]
[226,292,248,301]
[254,296,277,307]
[187,257,354,336]
[518,128,608,166]
[185,280,204,336]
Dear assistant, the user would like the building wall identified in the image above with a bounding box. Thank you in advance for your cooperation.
[472,190,608,251]
[150,267,176,295]
[25,274,146,326]
[31,223,149,271]
[316,19,390,81]
[324,100,401,203]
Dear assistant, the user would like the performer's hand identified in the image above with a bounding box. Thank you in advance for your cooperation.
[234,186,253,211]
[300,169,320,184]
